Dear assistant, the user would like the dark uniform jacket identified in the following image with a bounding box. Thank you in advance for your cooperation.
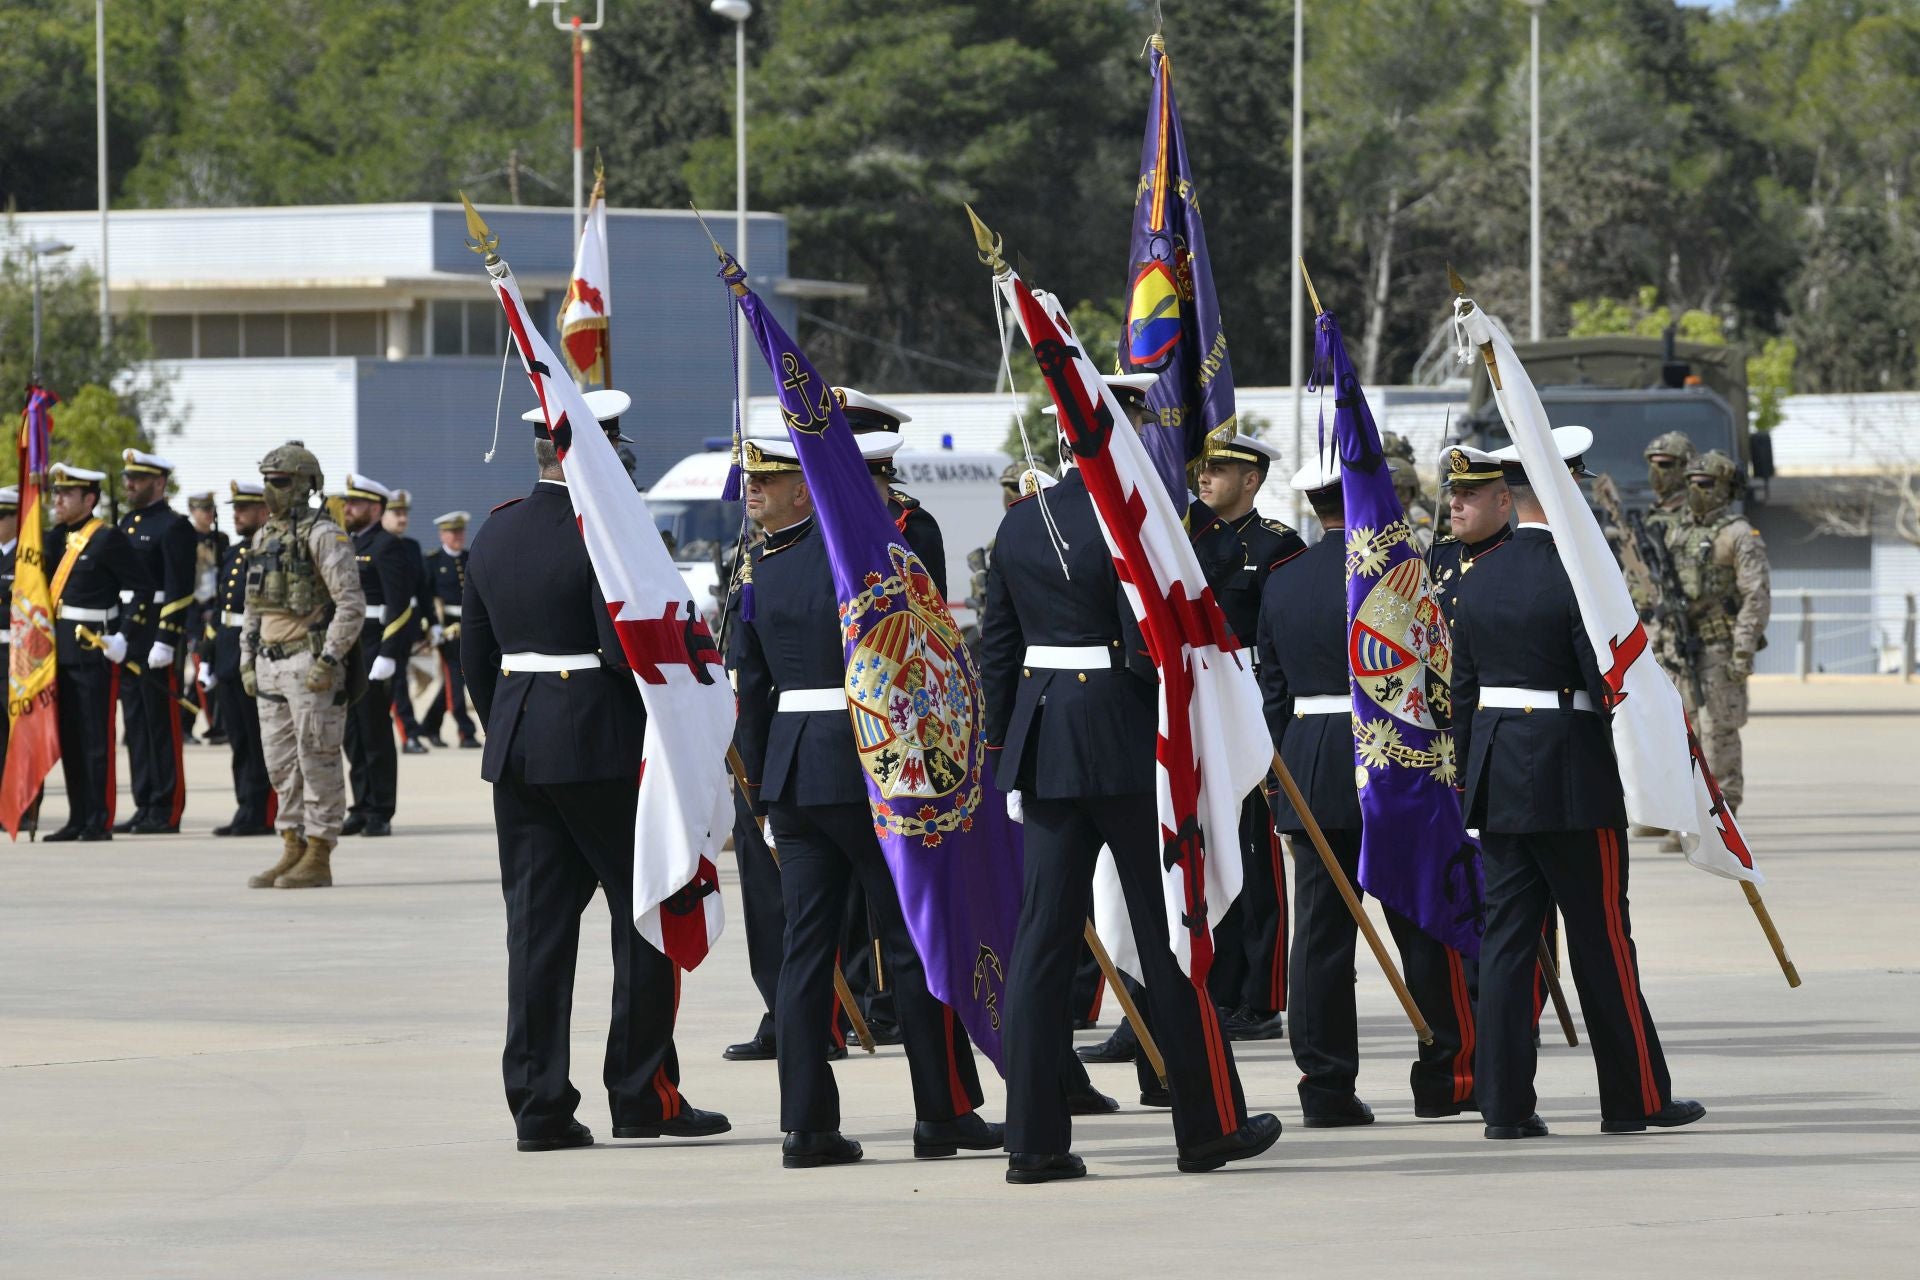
[352,524,416,664]
[425,547,466,625]
[1426,524,1513,632]
[201,535,253,681]
[888,491,947,600]
[1255,534,1361,834]
[49,520,152,665]
[461,480,645,785]
[119,500,196,652]
[1213,508,1307,651]
[1451,527,1626,834]
[395,535,432,647]
[978,469,1156,800]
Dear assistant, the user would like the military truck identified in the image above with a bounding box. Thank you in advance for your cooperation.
[1456,333,1773,508]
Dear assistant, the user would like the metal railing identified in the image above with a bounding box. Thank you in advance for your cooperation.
[1763,589,1917,680]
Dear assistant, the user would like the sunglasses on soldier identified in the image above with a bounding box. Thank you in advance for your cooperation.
[264,475,295,488]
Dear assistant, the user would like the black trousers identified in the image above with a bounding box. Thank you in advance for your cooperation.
[767,799,984,1133]
[1009,792,1249,1155]
[1208,788,1290,1015]
[217,678,274,828]
[731,787,784,1041]
[1070,941,1107,1024]
[494,766,683,1139]
[120,660,184,825]
[839,884,898,1031]
[391,665,423,742]
[1287,827,1477,1114]
[420,643,477,739]
[344,659,398,822]
[1479,827,1671,1126]
[56,657,119,834]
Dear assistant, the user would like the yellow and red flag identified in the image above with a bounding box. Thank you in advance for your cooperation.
[559,169,612,385]
[3,386,60,837]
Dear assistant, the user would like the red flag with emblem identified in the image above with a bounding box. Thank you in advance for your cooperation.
[560,171,612,385]
[486,244,734,965]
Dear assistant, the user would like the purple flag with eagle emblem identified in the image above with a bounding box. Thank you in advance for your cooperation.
[1118,34,1237,500]
[715,247,1020,1071]
[1319,309,1484,957]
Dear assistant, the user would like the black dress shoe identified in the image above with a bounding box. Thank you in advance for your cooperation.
[865,1019,905,1047]
[1302,1095,1375,1128]
[1077,1020,1139,1064]
[340,814,368,837]
[517,1121,593,1152]
[1485,1114,1550,1140]
[1178,1113,1282,1173]
[212,823,237,837]
[205,732,229,746]
[1139,1086,1172,1108]
[723,1033,776,1061]
[402,739,429,755]
[1067,1083,1120,1116]
[913,1112,1005,1159]
[42,825,85,843]
[1071,1017,1097,1031]
[459,736,482,749]
[227,823,274,838]
[1415,1094,1478,1119]
[826,1042,848,1061]
[1007,1152,1085,1184]
[78,826,113,843]
[423,734,448,749]
[111,817,141,834]
[1601,1098,1705,1134]
[129,819,179,835]
[782,1131,863,1168]
[361,816,392,837]
[1224,1008,1286,1042]
[613,1106,731,1139]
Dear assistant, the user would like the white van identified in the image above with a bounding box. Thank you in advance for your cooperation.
[646,444,1013,631]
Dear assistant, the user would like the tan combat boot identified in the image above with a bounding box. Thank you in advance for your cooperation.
[249,829,307,889]
[276,835,335,889]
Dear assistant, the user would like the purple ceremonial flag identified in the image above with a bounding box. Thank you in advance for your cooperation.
[720,250,1020,1071]
[1118,36,1238,500]
[1319,310,1484,957]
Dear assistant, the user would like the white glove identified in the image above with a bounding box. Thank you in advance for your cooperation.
[101,633,129,665]
[1006,790,1024,825]
[147,641,175,669]
[430,624,445,647]
[368,655,397,682]
[197,665,217,691]
[759,819,777,853]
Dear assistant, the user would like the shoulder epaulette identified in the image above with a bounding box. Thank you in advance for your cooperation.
[489,497,523,514]
[1433,532,1459,545]
[1260,517,1298,536]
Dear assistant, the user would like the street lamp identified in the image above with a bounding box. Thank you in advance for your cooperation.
[27,238,75,384]
[712,0,752,429]
[1524,0,1546,342]
[529,0,606,242]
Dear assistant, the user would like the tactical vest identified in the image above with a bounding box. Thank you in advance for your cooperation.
[244,514,327,617]
[1672,512,1741,645]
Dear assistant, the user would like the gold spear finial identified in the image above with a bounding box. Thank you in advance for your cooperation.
[965,203,1007,274]
[592,149,606,198]
[1446,262,1469,299]
[460,192,499,264]
[1444,264,1502,389]
[1298,257,1324,317]
[690,201,750,296]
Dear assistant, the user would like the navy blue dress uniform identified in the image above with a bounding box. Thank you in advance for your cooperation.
[183,492,229,743]
[730,434,995,1166]
[342,475,413,836]
[44,466,153,841]
[419,512,479,747]
[980,456,1280,1181]
[1256,457,1478,1125]
[1,484,18,768]
[115,449,196,833]
[1452,498,1700,1137]
[462,467,726,1151]
[201,483,275,836]
[385,491,432,752]
[1194,433,1307,1037]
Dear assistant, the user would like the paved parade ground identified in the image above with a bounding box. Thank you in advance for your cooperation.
[3,681,1917,1277]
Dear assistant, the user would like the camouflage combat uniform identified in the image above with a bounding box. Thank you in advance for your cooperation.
[1666,451,1770,811]
[1639,430,1697,689]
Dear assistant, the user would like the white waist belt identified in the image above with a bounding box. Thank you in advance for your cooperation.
[1294,694,1351,716]
[363,604,387,623]
[1024,644,1118,669]
[58,605,117,623]
[779,688,847,713]
[152,589,166,603]
[441,604,463,618]
[501,651,601,673]
[1479,686,1594,713]
[222,610,245,627]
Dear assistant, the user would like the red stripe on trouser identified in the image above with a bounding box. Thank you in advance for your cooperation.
[650,967,683,1119]
[442,657,456,714]
[1598,828,1661,1115]
[1084,975,1105,1023]
[105,666,121,828]
[1267,824,1288,1010]
[391,705,407,743]
[166,668,187,826]
[942,1005,973,1116]
[1446,948,1476,1103]
[1194,994,1238,1136]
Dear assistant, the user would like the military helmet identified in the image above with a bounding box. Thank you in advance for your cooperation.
[1643,430,1696,462]
[999,461,1024,492]
[1686,449,1739,485]
[1684,448,1739,516]
[1381,431,1416,463]
[258,441,325,514]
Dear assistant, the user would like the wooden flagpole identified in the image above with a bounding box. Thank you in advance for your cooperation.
[1743,881,1801,988]
[1082,922,1169,1089]
[1537,937,1578,1047]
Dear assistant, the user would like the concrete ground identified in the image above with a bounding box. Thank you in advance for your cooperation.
[2,681,1917,1277]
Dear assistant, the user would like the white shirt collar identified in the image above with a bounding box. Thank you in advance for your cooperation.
[1517,520,1551,532]
[538,478,569,489]
[0,538,14,555]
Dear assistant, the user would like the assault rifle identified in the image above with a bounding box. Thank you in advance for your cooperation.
[1628,508,1705,706]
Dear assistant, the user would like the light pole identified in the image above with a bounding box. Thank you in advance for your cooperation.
[97,0,111,349]
[1525,0,1546,342]
[712,0,753,427]
[28,239,75,384]
[1289,0,1305,529]
[530,0,605,242]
